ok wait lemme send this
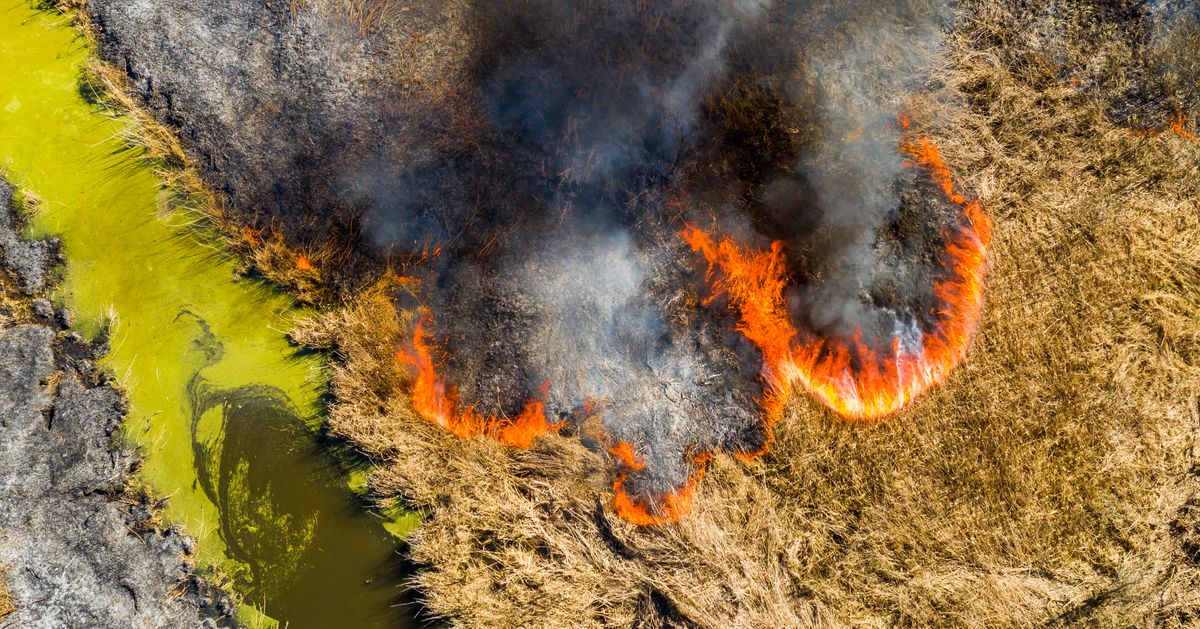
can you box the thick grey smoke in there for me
[365,0,958,515]
[763,0,954,352]
[423,0,771,506]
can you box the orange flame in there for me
[1129,109,1198,141]
[295,254,314,271]
[1170,110,1199,141]
[608,440,710,526]
[397,310,561,448]
[683,118,992,428]
[242,225,262,245]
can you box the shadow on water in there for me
[177,310,422,628]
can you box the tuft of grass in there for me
[290,0,411,37]
[0,573,13,620]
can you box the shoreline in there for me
[0,177,235,627]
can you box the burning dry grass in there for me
[293,2,1200,626]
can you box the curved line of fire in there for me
[395,117,993,526]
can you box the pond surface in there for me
[0,3,422,627]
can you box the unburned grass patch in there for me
[0,574,13,620]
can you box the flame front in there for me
[683,121,992,426]
[1170,110,1199,141]
[397,310,560,448]
[608,440,711,526]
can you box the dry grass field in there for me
[293,1,1200,626]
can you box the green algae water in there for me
[0,4,421,627]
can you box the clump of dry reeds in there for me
[0,577,14,620]
[289,0,409,37]
[291,1,1200,626]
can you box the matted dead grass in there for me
[294,2,1200,627]
[0,568,13,621]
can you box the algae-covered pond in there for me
[0,3,421,627]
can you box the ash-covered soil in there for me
[0,184,55,294]
[88,0,469,288]
[0,179,233,628]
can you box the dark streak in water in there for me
[176,309,422,628]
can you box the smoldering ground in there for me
[1013,0,1200,133]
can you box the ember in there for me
[1170,110,1199,141]
[610,440,710,527]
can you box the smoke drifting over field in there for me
[372,0,984,522]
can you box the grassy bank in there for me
[5,4,420,626]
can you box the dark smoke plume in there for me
[754,0,957,352]
[361,0,961,519]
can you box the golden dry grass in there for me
[294,3,1200,627]
[289,0,410,37]
[0,577,13,621]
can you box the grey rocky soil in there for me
[0,179,232,628]
[0,182,54,295]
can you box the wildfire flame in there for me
[393,118,990,525]
[683,116,992,428]
[397,310,561,448]
[1170,109,1199,141]
[1130,109,1199,141]
[395,312,710,525]
[295,254,314,271]
[608,440,711,526]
